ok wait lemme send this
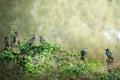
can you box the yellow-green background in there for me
[0,0,120,63]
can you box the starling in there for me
[80,48,87,61]
[40,36,45,43]
[105,48,114,63]
[29,34,37,46]
[13,31,20,45]
[4,37,11,48]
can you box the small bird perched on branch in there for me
[29,34,37,46]
[80,48,87,61]
[4,37,11,48]
[13,31,20,45]
[40,36,45,43]
[105,48,114,64]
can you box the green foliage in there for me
[0,40,120,80]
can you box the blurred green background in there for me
[0,0,120,63]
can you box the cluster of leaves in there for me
[0,40,120,80]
